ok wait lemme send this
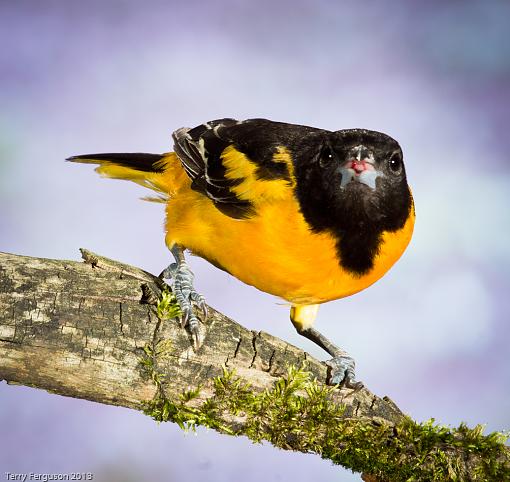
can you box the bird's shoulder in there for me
[172,118,327,218]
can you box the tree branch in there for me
[1,250,508,481]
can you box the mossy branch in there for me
[0,250,508,481]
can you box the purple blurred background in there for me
[1,1,509,480]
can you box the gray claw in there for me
[190,322,201,351]
[170,262,207,351]
[326,355,364,390]
[179,307,190,328]
[159,263,177,280]
[190,291,208,317]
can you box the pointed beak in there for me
[339,146,383,190]
[342,158,376,174]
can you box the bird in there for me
[68,118,415,388]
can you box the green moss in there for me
[139,340,172,386]
[138,287,182,394]
[156,289,181,320]
[142,364,509,480]
[140,292,509,480]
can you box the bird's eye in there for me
[319,146,335,167]
[388,153,402,173]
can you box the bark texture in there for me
[0,250,508,481]
[0,250,399,418]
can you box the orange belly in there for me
[164,183,415,305]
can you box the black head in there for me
[293,128,412,275]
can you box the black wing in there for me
[172,118,323,218]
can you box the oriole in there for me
[68,118,415,388]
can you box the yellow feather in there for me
[78,153,182,201]
[165,182,415,305]
[221,145,294,203]
[221,145,256,179]
[273,146,296,187]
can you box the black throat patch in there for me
[297,181,412,276]
[294,154,412,276]
[335,225,384,275]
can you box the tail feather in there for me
[68,152,166,172]
[67,152,180,201]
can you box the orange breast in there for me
[164,174,415,305]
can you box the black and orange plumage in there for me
[68,118,415,387]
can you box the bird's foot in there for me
[325,355,364,390]
[159,262,208,351]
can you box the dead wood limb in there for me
[1,251,508,481]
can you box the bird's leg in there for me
[290,305,363,389]
[159,244,207,351]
